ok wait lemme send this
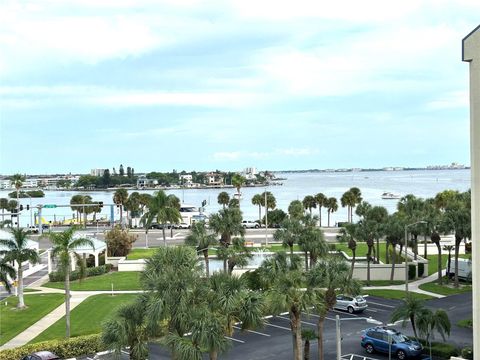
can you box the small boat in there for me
[233,193,242,200]
[381,192,401,200]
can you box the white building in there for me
[0,179,12,189]
[137,176,158,188]
[91,168,108,177]
[179,174,193,185]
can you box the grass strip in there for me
[363,289,434,301]
[43,272,142,291]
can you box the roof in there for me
[72,233,106,253]
[0,229,39,252]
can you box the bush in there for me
[418,263,425,277]
[408,264,416,280]
[48,264,112,282]
[419,340,459,358]
[461,347,473,359]
[0,334,103,360]
[105,227,137,256]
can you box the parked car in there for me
[242,220,260,229]
[361,327,423,359]
[21,351,61,360]
[174,223,191,229]
[334,294,368,313]
[446,258,472,280]
[148,223,172,229]
[28,226,39,234]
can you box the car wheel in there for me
[347,306,354,314]
[396,350,406,360]
[255,224,259,228]
[365,344,374,354]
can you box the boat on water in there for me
[381,192,401,200]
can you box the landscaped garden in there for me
[43,271,142,291]
[0,293,64,345]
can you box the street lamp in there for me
[336,315,382,360]
[264,188,268,247]
[405,221,427,293]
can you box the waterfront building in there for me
[90,168,108,176]
[179,174,193,186]
[205,172,224,186]
[136,176,158,188]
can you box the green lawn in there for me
[425,254,469,275]
[418,279,472,296]
[363,290,434,301]
[457,319,473,328]
[363,280,404,286]
[335,242,405,264]
[127,248,157,260]
[43,272,142,291]
[0,293,64,345]
[30,294,137,343]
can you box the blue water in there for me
[0,169,470,227]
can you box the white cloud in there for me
[425,90,469,110]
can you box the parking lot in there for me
[89,295,417,360]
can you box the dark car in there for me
[21,351,61,360]
[361,327,423,359]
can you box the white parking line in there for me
[278,315,317,326]
[265,323,291,331]
[225,336,245,343]
[332,309,359,316]
[233,326,271,337]
[365,300,395,308]
[301,312,336,321]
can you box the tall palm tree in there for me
[298,218,328,270]
[337,223,358,278]
[384,214,405,283]
[0,256,16,294]
[340,190,354,223]
[259,252,309,360]
[0,198,8,223]
[288,200,304,221]
[10,174,25,228]
[48,227,94,338]
[113,188,129,227]
[167,194,181,238]
[417,308,451,359]
[216,237,252,275]
[443,245,455,284]
[302,195,316,216]
[70,194,85,223]
[231,174,246,198]
[185,221,217,277]
[349,187,363,222]
[251,194,263,224]
[307,256,362,360]
[397,194,425,260]
[102,295,149,360]
[0,228,40,308]
[217,192,230,210]
[208,208,244,273]
[390,293,426,339]
[125,192,142,227]
[314,193,326,227]
[301,329,317,360]
[431,230,442,284]
[325,197,338,227]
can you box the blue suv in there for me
[361,327,423,359]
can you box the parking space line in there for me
[365,300,395,308]
[225,336,245,343]
[265,323,291,331]
[233,326,271,337]
[301,312,336,321]
[332,309,359,317]
[278,315,316,326]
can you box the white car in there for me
[334,295,368,314]
[242,220,260,229]
[174,223,191,229]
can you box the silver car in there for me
[334,295,368,313]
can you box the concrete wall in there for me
[117,258,146,272]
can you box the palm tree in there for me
[125,192,142,227]
[340,190,354,223]
[302,195,316,216]
[102,296,149,360]
[10,174,25,227]
[443,245,455,284]
[231,174,246,198]
[390,293,426,339]
[0,228,40,308]
[325,197,338,227]
[70,194,85,223]
[262,191,277,224]
[349,187,363,222]
[298,218,328,269]
[217,192,230,210]
[208,208,244,273]
[259,252,309,360]
[0,257,16,294]
[431,230,442,284]
[113,188,129,227]
[167,194,181,238]
[217,237,252,275]
[301,329,317,360]
[0,198,8,223]
[384,214,405,283]
[307,256,362,360]
[274,218,302,256]
[337,223,358,278]
[185,222,217,277]
[48,227,94,338]
[314,193,326,227]
[252,194,263,224]
[397,194,425,260]
[417,308,451,360]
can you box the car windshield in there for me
[392,333,409,343]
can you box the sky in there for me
[0,0,478,175]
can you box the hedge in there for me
[48,264,112,282]
[408,264,416,280]
[0,334,103,360]
[418,262,425,277]
[419,339,460,359]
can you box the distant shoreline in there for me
[275,167,470,174]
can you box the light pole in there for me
[335,315,382,360]
[405,221,427,293]
[264,188,268,247]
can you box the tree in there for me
[349,187,363,222]
[325,197,338,227]
[185,221,217,277]
[0,255,16,293]
[431,231,442,285]
[125,192,142,226]
[252,194,263,224]
[314,193,326,227]
[209,208,244,273]
[397,195,425,260]
[443,245,455,284]
[218,192,230,210]
[384,214,405,283]
[298,217,328,270]
[274,218,303,256]
[288,200,304,221]
[216,237,252,275]
[340,190,355,223]
[48,227,94,338]
[417,308,451,360]
[307,256,362,360]
[102,296,149,360]
[259,252,309,360]
[302,329,317,360]
[10,174,25,227]
[0,228,40,308]
[302,195,316,216]
[167,195,181,238]
[0,198,8,223]
[231,174,246,198]
[265,209,287,228]
[102,169,111,187]
[113,188,129,227]
[119,164,125,176]
[337,223,358,278]
[390,293,426,339]
[105,227,137,256]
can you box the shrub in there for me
[419,340,459,358]
[48,264,112,282]
[461,347,473,359]
[418,262,425,277]
[408,264,416,280]
[105,227,137,256]
[0,334,103,360]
